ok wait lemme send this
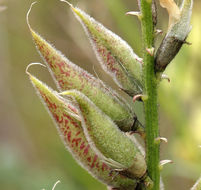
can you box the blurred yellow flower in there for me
[160,0,181,29]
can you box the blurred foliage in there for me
[0,0,200,190]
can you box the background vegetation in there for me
[0,0,200,189]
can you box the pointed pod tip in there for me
[52,180,61,190]
[28,73,40,89]
[60,0,73,8]
[59,90,80,99]
[59,90,71,96]
[59,91,69,96]
[26,63,46,78]
[59,90,81,103]
[26,1,37,30]
[60,0,79,17]
[27,73,42,89]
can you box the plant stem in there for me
[140,0,160,189]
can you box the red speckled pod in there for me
[68,4,143,96]
[28,73,137,189]
[26,4,139,131]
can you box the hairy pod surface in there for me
[155,0,193,72]
[27,23,138,131]
[64,90,147,179]
[69,5,143,96]
[28,73,137,189]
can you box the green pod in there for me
[64,90,147,179]
[27,19,138,132]
[69,4,143,96]
[28,73,137,189]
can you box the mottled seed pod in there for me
[155,0,193,73]
[68,3,143,96]
[28,73,137,189]
[26,5,143,132]
[64,90,147,179]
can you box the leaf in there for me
[68,3,143,96]
[26,5,138,132]
[64,90,147,179]
[28,73,137,189]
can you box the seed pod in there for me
[26,5,141,132]
[68,4,143,96]
[155,0,193,73]
[191,176,201,190]
[64,90,147,179]
[28,73,137,189]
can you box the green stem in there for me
[140,0,160,189]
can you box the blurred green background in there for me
[0,0,200,189]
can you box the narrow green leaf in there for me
[26,6,138,131]
[64,90,147,179]
[69,4,143,96]
[28,73,137,189]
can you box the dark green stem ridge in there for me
[140,0,160,189]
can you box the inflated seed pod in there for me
[67,3,143,96]
[155,0,193,73]
[64,90,147,179]
[26,5,142,132]
[28,73,137,189]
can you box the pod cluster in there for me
[27,0,193,189]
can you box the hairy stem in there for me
[140,0,160,189]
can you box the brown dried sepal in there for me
[155,36,184,72]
